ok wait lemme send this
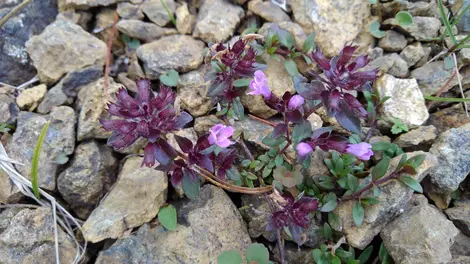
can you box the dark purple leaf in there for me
[335,102,361,134]
[171,167,184,186]
[142,143,156,167]
[310,49,331,71]
[343,93,367,118]
[175,111,193,129]
[272,123,288,138]
[194,154,214,173]
[310,126,334,141]
[289,225,304,246]
[174,135,193,153]
[286,109,303,123]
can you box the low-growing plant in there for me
[100,25,425,264]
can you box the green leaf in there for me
[336,248,353,260]
[302,32,316,53]
[312,249,323,262]
[397,153,408,170]
[127,38,141,49]
[262,166,272,178]
[347,174,359,192]
[284,59,299,76]
[331,256,341,264]
[241,159,251,167]
[361,196,380,206]
[379,243,391,264]
[373,184,381,197]
[444,55,455,70]
[323,223,333,241]
[217,250,243,264]
[438,0,457,45]
[226,167,241,181]
[318,179,335,190]
[291,120,312,144]
[369,20,386,38]
[328,212,342,231]
[391,118,408,134]
[241,27,258,36]
[368,0,377,3]
[160,0,176,28]
[182,172,200,200]
[372,157,390,181]
[159,69,179,87]
[274,155,284,167]
[31,122,50,199]
[399,175,423,193]
[372,142,392,151]
[245,243,270,264]
[358,246,373,264]
[158,205,177,231]
[352,200,365,227]
[406,154,425,169]
[394,11,414,26]
[233,78,252,87]
[320,194,337,212]
[277,29,294,50]
[232,97,245,120]
[54,152,69,165]
[424,95,470,102]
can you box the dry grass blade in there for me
[452,53,469,117]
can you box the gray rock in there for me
[273,244,314,264]
[95,185,251,263]
[142,0,176,26]
[290,0,372,57]
[117,2,144,20]
[458,48,470,66]
[58,141,117,219]
[381,195,459,264]
[9,107,76,191]
[248,0,290,23]
[175,2,195,34]
[82,157,167,243]
[394,125,438,150]
[25,19,107,85]
[16,84,47,111]
[76,77,121,141]
[258,22,307,51]
[194,115,220,135]
[0,208,77,263]
[366,53,409,78]
[445,200,470,236]
[380,0,439,18]
[429,123,470,195]
[0,208,23,233]
[427,102,470,134]
[240,94,277,119]
[384,16,441,40]
[375,74,429,128]
[61,0,124,9]
[193,0,244,43]
[450,255,470,264]
[0,93,19,125]
[335,152,437,249]
[136,35,204,79]
[232,117,278,150]
[368,47,384,60]
[450,231,470,257]
[117,19,177,42]
[0,0,57,86]
[379,30,408,52]
[400,42,426,67]
[457,0,470,33]
[177,68,213,117]
[37,65,102,114]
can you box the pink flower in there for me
[208,124,234,148]
[288,95,305,110]
[248,70,272,99]
[346,142,373,160]
[296,142,313,157]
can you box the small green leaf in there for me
[217,250,243,264]
[312,249,323,262]
[391,118,408,134]
[158,205,177,231]
[159,69,179,87]
[262,166,272,178]
[275,155,284,167]
[353,200,365,226]
[54,152,69,165]
[245,243,270,264]
[369,20,386,38]
[233,78,252,87]
[277,29,294,50]
[399,175,423,193]
[358,246,374,264]
[241,27,258,36]
[372,157,390,181]
[347,174,359,192]
[406,154,425,169]
[444,55,455,70]
[373,184,381,197]
[368,0,377,3]
[328,212,342,231]
[232,97,245,120]
[397,153,408,170]
[379,243,391,264]
[361,196,380,206]
[302,32,316,53]
[284,59,299,76]
[226,167,241,181]
[320,195,337,212]
[336,248,353,260]
[372,142,392,151]
[323,223,333,241]
[331,256,341,264]
[127,38,141,49]
[292,120,312,144]
[182,172,200,200]
[394,11,414,26]
[241,159,251,167]
[31,122,50,199]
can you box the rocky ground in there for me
[1,0,470,263]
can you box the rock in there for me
[0,93,19,125]
[248,0,290,23]
[9,107,76,191]
[258,21,307,51]
[233,117,277,150]
[175,2,195,34]
[291,0,371,57]
[411,61,459,96]
[458,48,470,65]
[240,194,323,248]
[457,0,470,33]
[375,74,429,128]
[117,2,144,20]
[394,125,438,150]
[117,19,177,42]
[57,141,117,219]
[166,128,198,153]
[0,208,23,233]
[25,19,107,85]
[16,84,47,111]
[95,8,124,50]
[334,152,438,249]
[369,135,392,161]
[95,185,251,263]
[428,123,470,196]
[379,30,408,52]
[379,0,439,18]
[273,244,314,264]
[0,168,20,204]
[366,53,409,78]
[307,113,323,131]
[0,208,77,263]
[76,77,121,141]
[451,256,470,264]
[62,0,123,9]
[445,200,470,236]
[368,47,384,60]
[82,157,167,243]
[142,0,176,26]
[450,231,470,257]
[194,115,220,135]
[380,195,459,264]
[400,42,426,67]
[240,94,277,119]
[427,103,470,134]
[136,35,204,79]
[194,0,244,43]
[385,16,441,40]
[0,0,57,86]
[177,68,213,117]
[37,65,103,114]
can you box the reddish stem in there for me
[248,114,277,127]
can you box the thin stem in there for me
[277,229,286,264]
[364,119,377,142]
[0,0,32,28]
[303,103,322,119]
[248,114,277,127]
[103,12,119,103]
[426,70,457,109]
[452,53,469,117]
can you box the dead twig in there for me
[0,0,32,28]
[452,53,469,117]
[103,12,119,104]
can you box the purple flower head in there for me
[297,127,350,161]
[288,95,305,110]
[296,142,313,157]
[248,70,272,99]
[346,142,373,161]
[100,79,192,167]
[208,124,234,148]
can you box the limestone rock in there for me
[175,2,195,34]
[142,0,176,26]
[258,21,307,51]
[62,0,124,9]
[248,0,290,23]
[95,8,124,50]
[375,74,429,128]
[379,30,408,52]
[445,200,470,236]
[400,42,426,68]
[117,2,144,20]
[232,117,277,150]
[381,195,459,264]
[427,103,470,134]
[82,157,167,243]
[9,107,76,191]
[25,19,106,85]
[16,84,47,111]
[240,94,277,119]
[450,231,470,257]
[194,115,220,135]
[394,125,438,150]
[57,141,117,219]
[136,35,204,79]
[177,68,213,117]
[368,53,410,78]
[385,16,441,40]
[117,19,177,42]
[95,185,250,263]
[0,93,19,125]
[194,0,244,43]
